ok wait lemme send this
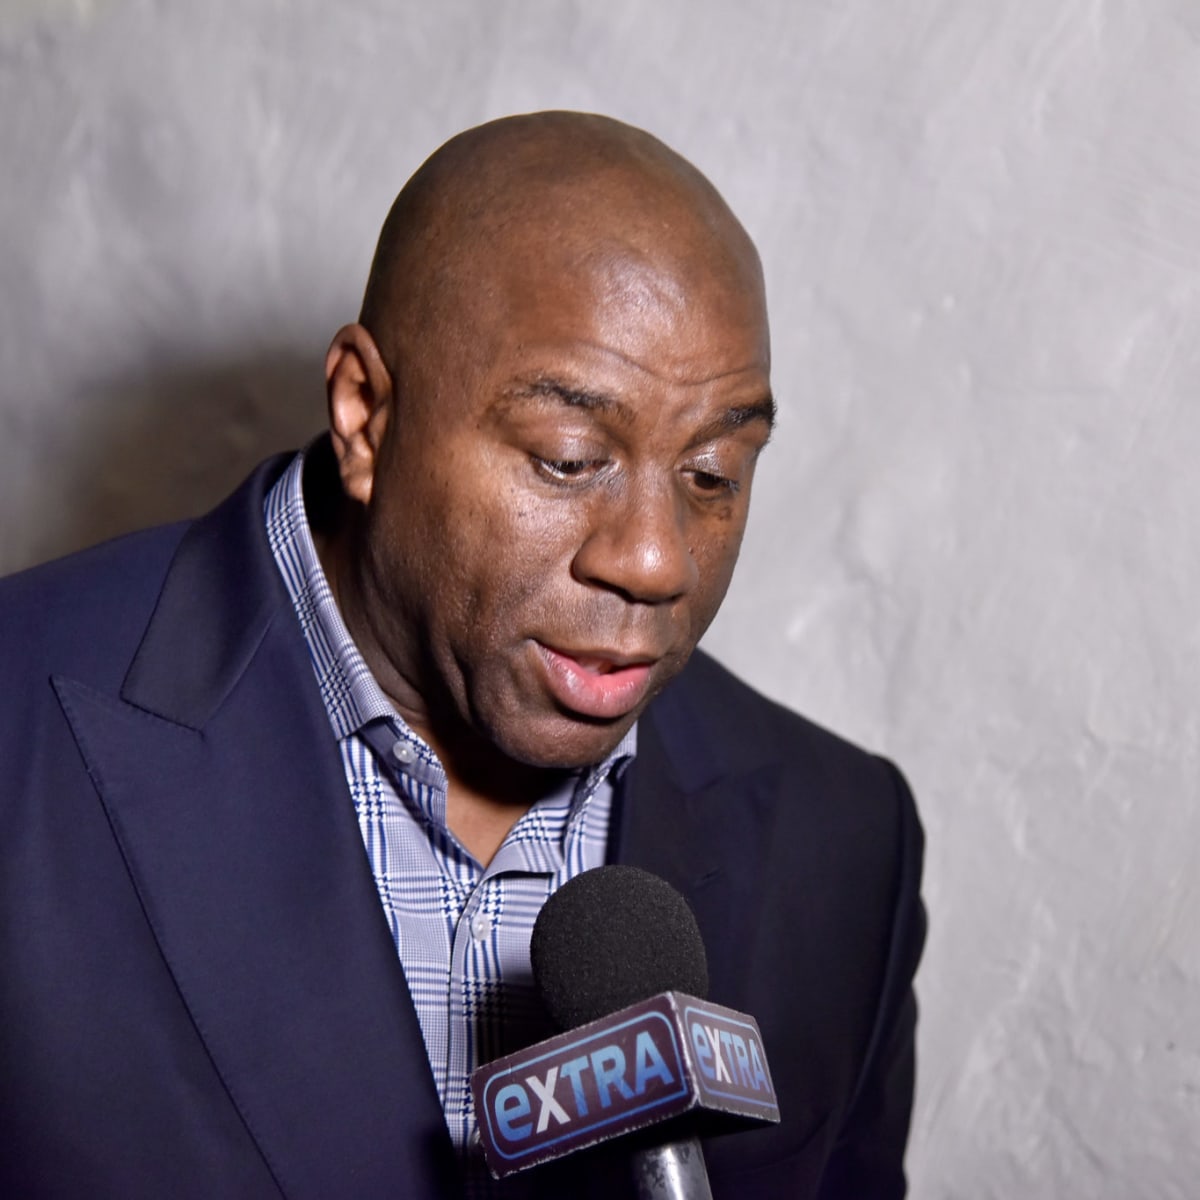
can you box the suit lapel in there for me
[54,461,457,1199]
[614,665,778,1006]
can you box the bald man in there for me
[0,113,924,1199]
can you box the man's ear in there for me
[325,323,393,506]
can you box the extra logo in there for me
[478,1009,688,1163]
[683,1003,775,1110]
[471,992,779,1178]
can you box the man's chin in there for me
[494,708,641,773]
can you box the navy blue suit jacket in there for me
[1,455,924,1198]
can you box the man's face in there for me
[351,229,772,771]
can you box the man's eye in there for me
[533,456,597,482]
[687,469,739,495]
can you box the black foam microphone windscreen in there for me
[530,864,709,1030]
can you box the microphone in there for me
[470,866,780,1198]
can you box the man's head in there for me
[321,111,773,781]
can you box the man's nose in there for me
[571,476,699,604]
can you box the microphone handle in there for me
[631,1134,714,1200]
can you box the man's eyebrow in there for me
[507,378,631,418]
[688,394,776,446]
[720,394,776,435]
[498,378,776,439]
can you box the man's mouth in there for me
[533,643,657,721]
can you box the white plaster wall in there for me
[2,1,1197,1195]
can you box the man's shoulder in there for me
[0,524,189,661]
[649,647,920,855]
[0,453,291,692]
[2,522,187,595]
[662,647,896,782]
[0,523,196,768]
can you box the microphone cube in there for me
[471,991,780,1179]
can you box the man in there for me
[1,112,924,1198]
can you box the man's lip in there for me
[534,642,658,720]
[542,643,659,671]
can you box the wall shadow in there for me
[23,348,327,572]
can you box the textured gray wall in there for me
[3,2,1197,1195]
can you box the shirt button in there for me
[470,913,491,941]
[391,740,416,766]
